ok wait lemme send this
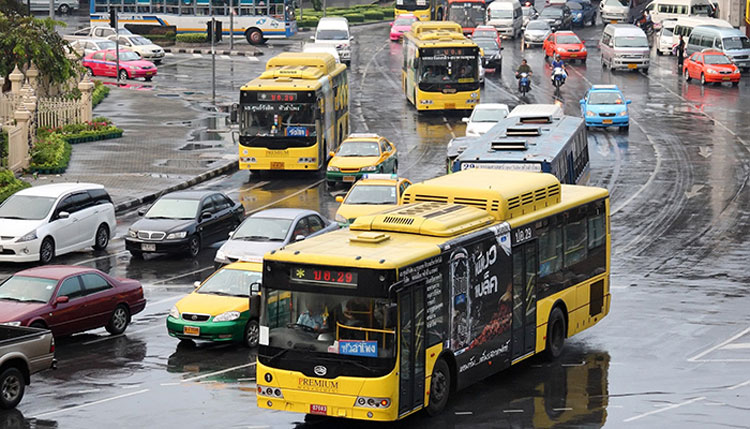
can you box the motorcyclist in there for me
[515,59,533,91]
[551,54,567,85]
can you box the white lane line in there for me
[33,389,150,418]
[160,382,181,386]
[245,179,325,216]
[192,53,202,57]
[610,118,662,216]
[688,326,750,362]
[623,397,705,423]
[165,52,174,56]
[181,362,256,383]
[503,409,524,413]
[727,379,750,390]
[221,55,231,60]
[720,343,750,350]
[81,324,163,345]
[149,266,214,285]
[248,56,259,62]
[73,250,130,266]
[454,411,473,415]
[553,407,573,411]
[147,295,183,307]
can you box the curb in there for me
[163,47,263,56]
[113,159,239,214]
[298,19,391,32]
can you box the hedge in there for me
[38,117,123,145]
[0,129,7,169]
[363,10,384,19]
[0,169,30,204]
[299,17,320,28]
[92,80,110,108]
[30,134,72,174]
[380,7,394,18]
[176,33,207,43]
[344,13,365,22]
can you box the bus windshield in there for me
[419,47,479,83]
[240,104,317,137]
[395,0,429,11]
[448,3,486,28]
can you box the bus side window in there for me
[563,208,587,268]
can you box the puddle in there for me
[179,143,219,151]
[156,93,180,98]
[155,159,215,168]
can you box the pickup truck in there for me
[0,326,56,409]
[63,26,133,42]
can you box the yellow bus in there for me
[403,21,481,111]
[238,52,349,172]
[395,0,448,21]
[255,169,611,421]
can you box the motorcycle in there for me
[551,66,566,96]
[517,72,531,96]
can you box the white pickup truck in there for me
[0,326,56,409]
[63,26,133,42]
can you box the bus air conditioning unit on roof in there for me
[505,126,542,136]
[518,115,553,124]
[491,139,528,150]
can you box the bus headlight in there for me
[355,396,391,408]
[257,385,284,398]
[298,157,316,164]
[240,157,256,163]
[327,165,340,172]
[470,92,478,98]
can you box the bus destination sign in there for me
[291,266,358,287]
[258,92,298,102]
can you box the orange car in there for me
[683,50,740,86]
[543,31,587,62]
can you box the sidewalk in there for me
[23,86,238,213]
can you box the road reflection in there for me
[0,409,57,429]
[167,341,256,383]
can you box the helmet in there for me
[555,54,561,60]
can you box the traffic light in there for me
[109,10,117,28]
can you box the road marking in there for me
[160,382,181,386]
[248,56,259,62]
[192,53,202,57]
[553,407,573,411]
[149,266,214,285]
[688,326,750,362]
[245,179,325,216]
[221,55,231,60]
[73,250,129,266]
[727,379,750,390]
[33,389,150,418]
[720,342,750,350]
[623,397,705,423]
[165,52,174,56]
[356,41,389,131]
[81,324,163,345]
[503,409,524,413]
[610,118,662,216]
[455,411,473,415]
[180,362,256,383]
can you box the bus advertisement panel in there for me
[395,0,448,21]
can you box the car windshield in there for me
[316,29,348,40]
[527,21,550,30]
[394,17,416,26]
[131,36,152,46]
[197,268,262,297]
[588,91,624,104]
[0,275,57,303]
[472,107,508,122]
[662,28,673,37]
[557,35,581,44]
[723,36,750,50]
[145,198,200,219]
[490,8,513,18]
[233,217,292,241]
[344,185,397,204]
[473,29,496,38]
[566,2,582,9]
[541,7,563,17]
[476,39,499,51]
[605,0,627,6]
[336,141,380,156]
[0,195,56,220]
[262,289,396,357]
[615,36,648,47]
[704,54,732,64]
[120,51,141,61]
[97,40,116,50]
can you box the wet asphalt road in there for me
[3,11,750,428]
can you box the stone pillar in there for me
[78,75,95,123]
[26,63,40,92]
[9,109,31,172]
[9,66,24,95]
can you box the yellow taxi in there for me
[334,174,412,225]
[167,261,262,347]
[326,133,398,187]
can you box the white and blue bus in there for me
[448,108,590,185]
[90,0,297,45]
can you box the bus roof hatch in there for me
[265,52,337,75]
[350,203,494,237]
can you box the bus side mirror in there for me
[250,282,261,295]
[461,117,470,122]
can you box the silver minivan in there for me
[600,24,650,72]
[487,0,523,38]
[686,25,750,70]
[29,0,78,14]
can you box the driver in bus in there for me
[297,299,327,332]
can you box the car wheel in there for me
[85,67,94,77]
[700,73,706,85]
[105,305,130,335]
[58,3,69,14]
[732,81,739,87]
[39,237,55,265]
[144,76,153,82]
[245,28,264,45]
[544,307,566,360]
[93,224,110,250]
[118,69,128,81]
[0,368,24,410]
[392,160,398,174]
[130,250,143,259]
[30,321,47,329]
[326,181,336,190]
[186,235,201,258]
[620,124,629,132]
[684,69,691,82]
[642,67,649,74]
[426,358,451,416]
[244,319,260,348]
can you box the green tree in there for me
[0,11,79,91]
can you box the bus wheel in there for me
[426,359,451,416]
[544,307,566,360]
[245,28,264,45]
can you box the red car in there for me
[0,266,146,337]
[683,50,740,86]
[472,25,502,47]
[390,14,418,41]
[543,31,587,62]
[82,49,157,81]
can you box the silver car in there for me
[523,20,552,48]
[29,0,78,14]
[214,208,339,268]
[69,38,117,57]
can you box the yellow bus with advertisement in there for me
[238,52,349,172]
[395,0,449,21]
[255,169,611,421]
[402,21,481,111]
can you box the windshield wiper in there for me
[236,235,270,241]
[0,296,24,302]
[0,216,27,220]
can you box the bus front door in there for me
[398,283,426,417]
[512,242,537,361]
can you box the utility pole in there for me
[230,0,235,50]
[211,15,216,104]
[111,10,121,85]
[48,0,53,18]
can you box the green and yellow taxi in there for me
[326,133,398,186]
[167,261,262,347]
[334,174,412,225]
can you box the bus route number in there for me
[513,227,533,245]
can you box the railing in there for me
[336,322,396,347]
[0,93,22,126]
[37,97,84,129]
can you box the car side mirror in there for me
[329,151,336,157]
[349,36,354,41]
[55,296,69,304]
[461,117,470,122]
[138,207,147,216]
[228,229,235,237]
[310,36,315,40]
[579,98,585,104]
[335,196,344,203]
[58,211,70,219]
[626,100,632,104]
[295,234,306,242]
[250,281,261,295]
[201,211,213,220]
[193,281,201,289]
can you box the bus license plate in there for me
[603,119,613,124]
[627,64,637,69]
[445,103,455,109]
[141,243,156,252]
[270,162,284,169]
[343,175,356,182]
[310,404,327,415]
[183,326,200,336]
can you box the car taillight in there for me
[50,337,55,354]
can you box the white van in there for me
[312,17,352,65]
[644,0,714,28]
[600,24,650,72]
[487,0,523,39]
[687,25,750,70]
[599,0,629,23]
[656,19,677,55]
[507,103,563,119]
[302,43,341,63]
[672,16,731,48]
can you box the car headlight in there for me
[1,321,21,326]
[557,47,565,52]
[215,249,226,261]
[361,165,378,172]
[129,65,139,70]
[619,110,628,116]
[169,306,180,319]
[327,165,340,172]
[128,229,137,238]
[335,213,348,223]
[16,230,37,243]
[581,46,587,52]
[706,69,718,74]
[213,311,241,322]
[586,110,596,117]
[166,231,187,239]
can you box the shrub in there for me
[30,134,72,174]
[92,80,110,108]
[380,7,394,18]
[364,10,384,20]
[344,13,365,22]
[298,17,320,28]
[0,169,30,204]
[37,118,123,145]
[176,33,207,43]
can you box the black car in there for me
[126,191,244,258]
[567,0,596,26]
[475,38,502,71]
[539,5,573,31]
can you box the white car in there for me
[462,103,511,137]
[302,43,341,63]
[29,0,78,14]
[69,38,117,57]
[312,17,353,65]
[0,183,116,264]
[108,34,165,63]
